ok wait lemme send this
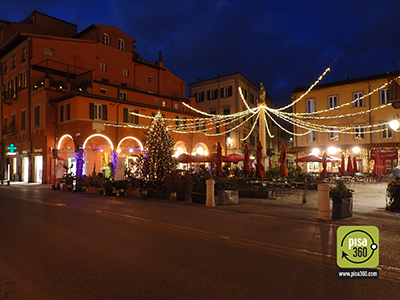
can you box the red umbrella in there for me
[340,154,346,174]
[347,155,354,174]
[256,140,265,180]
[243,144,251,175]
[224,154,244,163]
[374,155,382,176]
[353,156,358,173]
[279,142,288,177]
[177,153,194,163]
[382,159,387,175]
[294,154,323,163]
[321,151,328,178]
[216,142,223,177]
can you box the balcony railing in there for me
[2,123,17,136]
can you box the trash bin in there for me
[13,173,20,182]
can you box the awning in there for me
[287,146,310,153]
[365,143,400,149]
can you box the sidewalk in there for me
[213,182,400,225]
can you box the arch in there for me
[57,134,74,150]
[117,136,144,154]
[102,33,109,46]
[192,142,209,156]
[173,141,189,156]
[83,134,114,150]
[119,38,125,51]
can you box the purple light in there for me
[75,151,84,178]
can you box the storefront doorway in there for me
[34,156,43,183]
[22,157,29,182]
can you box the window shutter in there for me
[66,104,70,120]
[228,86,232,97]
[89,103,94,119]
[207,91,210,100]
[60,105,64,122]
[215,89,218,99]
[102,104,107,120]
[220,88,224,98]
[123,108,128,123]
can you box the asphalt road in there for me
[1,185,400,299]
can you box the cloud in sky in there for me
[2,0,400,105]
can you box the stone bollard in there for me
[206,179,215,207]
[318,184,331,220]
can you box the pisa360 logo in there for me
[337,226,379,268]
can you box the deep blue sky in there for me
[2,0,400,106]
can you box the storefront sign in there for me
[33,148,43,153]
[371,149,398,160]
[21,150,29,154]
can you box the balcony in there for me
[3,123,17,136]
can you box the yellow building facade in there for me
[290,71,400,174]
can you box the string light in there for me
[263,110,274,138]
[241,113,260,140]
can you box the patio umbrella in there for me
[347,155,354,174]
[279,142,288,177]
[243,144,251,175]
[321,151,328,178]
[177,153,194,163]
[256,140,265,180]
[353,156,358,173]
[374,155,382,176]
[216,142,223,177]
[224,154,245,163]
[294,154,323,163]
[340,154,346,174]
[382,159,387,175]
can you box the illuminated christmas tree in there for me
[137,111,176,188]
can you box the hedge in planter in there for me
[330,180,354,219]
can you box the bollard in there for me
[318,184,331,220]
[206,179,215,207]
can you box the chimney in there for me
[159,51,162,62]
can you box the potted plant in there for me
[63,172,75,191]
[177,171,193,201]
[126,176,140,197]
[330,179,354,218]
[87,166,104,194]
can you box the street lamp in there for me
[389,119,400,131]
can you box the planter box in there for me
[191,193,206,204]
[239,190,253,198]
[218,190,239,205]
[87,186,100,194]
[126,189,139,197]
[252,190,270,199]
[332,197,353,219]
[177,192,191,202]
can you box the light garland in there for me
[265,109,311,136]
[241,113,260,141]
[263,109,275,138]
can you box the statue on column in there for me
[259,82,266,104]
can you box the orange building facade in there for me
[0,12,224,183]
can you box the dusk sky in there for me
[2,0,400,106]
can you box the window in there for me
[382,124,393,139]
[60,104,70,122]
[100,62,107,71]
[381,89,390,104]
[119,91,127,100]
[21,110,26,131]
[118,39,125,51]
[123,69,129,77]
[34,105,40,127]
[174,102,179,109]
[21,47,27,63]
[195,92,204,103]
[353,92,363,107]
[162,101,166,107]
[183,118,187,130]
[86,36,91,40]
[250,93,255,104]
[241,88,247,100]
[149,76,154,83]
[307,99,315,113]
[207,89,218,100]
[216,122,220,134]
[155,98,160,106]
[307,130,317,143]
[223,108,230,115]
[11,55,16,70]
[100,88,107,94]
[175,116,180,129]
[12,77,17,99]
[123,108,139,124]
[103,33,109,46]
[201,120,206,132]
[355,125,365,140]
[43,47,54,57]
[250,135,255,147]
[89,103,108,120]
[221,86,232,98]
[11,114,15,128]
[329,96,338,109]
[329,127,339,141]
[3,59,8,76]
